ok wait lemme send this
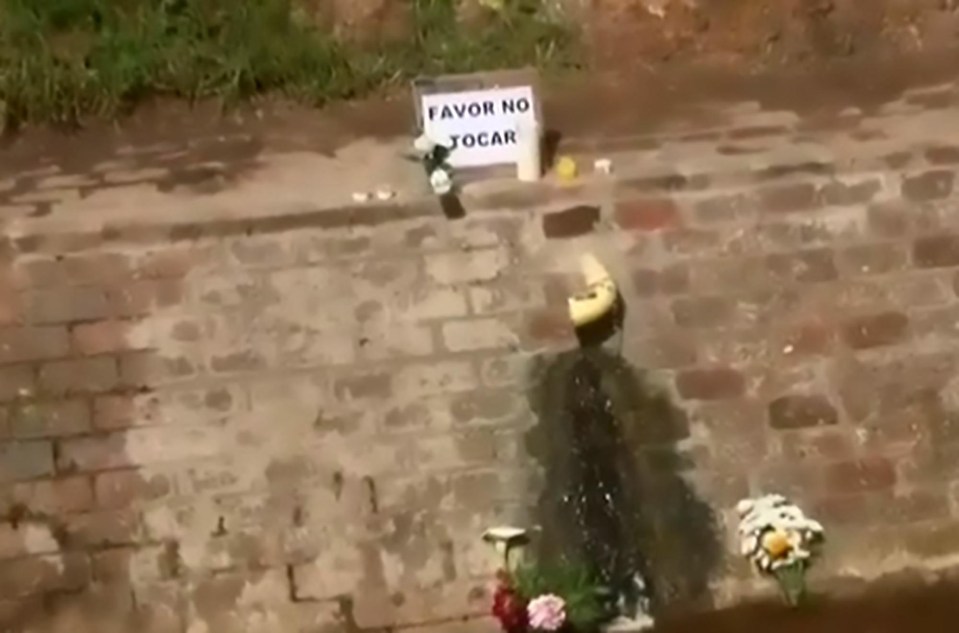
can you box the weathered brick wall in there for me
[5,131,959,630]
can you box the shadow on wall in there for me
[525,317,722,614]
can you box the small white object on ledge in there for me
[594,158,613,175]
[352,192,371,203]
[375,188,395,201]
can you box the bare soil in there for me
[576,0,959,68]
[655,580,959,632]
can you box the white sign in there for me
[420,85,537,168]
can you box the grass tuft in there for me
[0,0,576,128]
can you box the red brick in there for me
[840,312,909,350]
[23,287,111,324]
[0,365,35,402]
[137,246,209,279]
[118,351,197,388]
[16,253,132,288]
[0,522,60,560]
[71,321,134,355]
[0,326,69,364]
[615,198,680,231]
[818,179,881,206]
[333,372,394,401]
[210,350,266,373]
[61,509,140,547]
[676,367,745,401]
[758,182,819,213]
[95,469,172,509]
[0,552,90,597]
[777,429,855,461]
[541,205,600,238]
[93,394,136,430]
[38,357,118,395]
[868,202,912,238]
[913,234,959,268]
[542,274,574,307]
[109,280,184,317]
[0,440,54,482]
[903,520,959,559]
[632,265,689,296]
[825,457,896,493]
[8,476,95,514]
[91,546,135,583]
[838,243,908,276]
[768,394,838,430]
[57,433,130,473]
[812,494,872,526]
[753,461,823,498]
[765,248,837,283]
[671,296,733,329]
[876,489,951,524]
[902,169,955,202]
[925,146,959,165]
[662,229,720,255]
[9,399,91,438]
[525,310,574,345]
[884,151,913,169]
[783,321,834,356]
[693,193,753,223]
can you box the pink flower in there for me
[527,594,566,631]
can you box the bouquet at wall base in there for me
[737,493,825,606]
[491,561,609,633]
[411,132,454,195]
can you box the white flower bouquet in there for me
[736,493,824,606]
[412,132,454,195]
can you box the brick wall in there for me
[5,136,959,630]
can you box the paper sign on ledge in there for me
[420,85,538,169]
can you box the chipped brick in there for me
[671,296,733,329]
[758,182,819,213]
[841,312,909,350]
[765,249,838,283]
[615,199,680,231]
[902,170,955,202]
[825,458,896,493]
[925,146,959,165]
[768,395,838,430]
[914,234,959,268]
[676,368,745,401]
[541,205,600,238]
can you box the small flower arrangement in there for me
[491,561,608,633]
[412,132,454,195]
[737,493,825,606]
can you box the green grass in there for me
[0,0,576,128]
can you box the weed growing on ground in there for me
[0,0,576,128]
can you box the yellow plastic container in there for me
[555,156,578,182]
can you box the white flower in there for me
[736,493,824,575]
[413,134,435,155]
[429,168,452,195]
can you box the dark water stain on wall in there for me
[526,346,721,615]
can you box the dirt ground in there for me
[579,0,959,67]
[655,579,959,633]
